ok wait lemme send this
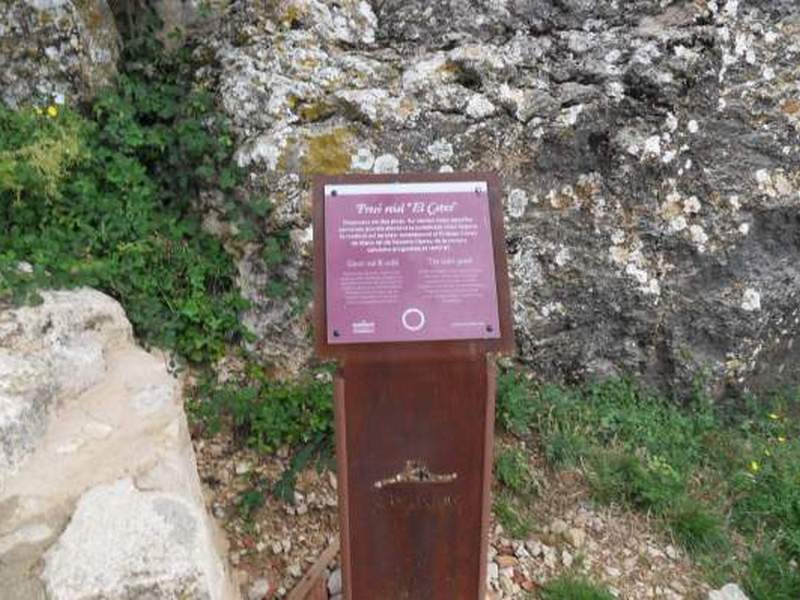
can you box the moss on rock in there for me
[301,128,353,175]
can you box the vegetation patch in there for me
[190,364,333,453]
[493,445,539,538]
[496,446,538,497]
[539,575,615,600]
[496,371,800,599]
[0,22,249,365]
[188,361,335,499]
[494,492,533,540]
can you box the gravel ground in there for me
[194,432,714,600]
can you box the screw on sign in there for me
[313,173,513,600]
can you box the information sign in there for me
[324,181,500,344]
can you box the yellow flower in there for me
[764,449,772,457]
[749,460,760,473]
[769,413,780,420]
[778,436,787,443]
[46,105,58,118]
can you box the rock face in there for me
[0,289,132,489]
[0,289,237,599]
[43,479,228,600]
[0,0,120,107]
[191,0,799,395]
[150,0,208,39]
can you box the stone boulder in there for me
[193,0,799,395]
[0,0,120,107]
[43,479,229,600]
[0,289,238,599]
[0,288,132,489]
[709,583,749,600]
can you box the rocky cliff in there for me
[2,0,798,396]
[195,0,800,396]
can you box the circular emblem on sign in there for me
[401,308,426,332]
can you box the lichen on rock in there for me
[0,0,120,107]
[159,0,800,394]
[301,127,354,175]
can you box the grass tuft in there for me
[495,447,538,497]
[588,450,684,513]
[666,499,727,554]
[540,575,616,600]
[744,546,800,600]
[494,492,533,539]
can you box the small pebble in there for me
[247,578,270,600]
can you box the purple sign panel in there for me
[324,181,500,344]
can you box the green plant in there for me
[666,499,727,554]
[272,434,333,504]
[495,447,537,497]
[245,379,332,451]
[493,442,538,540]
[237,484,267,521]
[540,575,615,600]
[494,492,532,539]
[0,19,251,365]
[543,429,591,467]
[191,368,334,452]
[744,545,800,600]
[496,370,537,435]
[588,450,685,513]
[0,104,84,199]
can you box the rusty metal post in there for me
[313,173,513,600]
[333,358,497,599]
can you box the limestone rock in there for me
[709,583,749,600]
[327,567,342,596]
[0,350,56,493]
[149,0,207,38]
[247,577,271,600]
[188,0,800,395]
[0,289,132,489]
[0,0,120,107]
[0,289,238,599]
[42,479,228,600]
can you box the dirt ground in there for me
[194,432,713,600]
